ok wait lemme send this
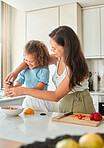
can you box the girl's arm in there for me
[4,62,28,82]
[4,81,22,89]
[4,54,56,82]
[5,73,71,102]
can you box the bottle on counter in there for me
[93,72,98,91]
[88,72,93,91]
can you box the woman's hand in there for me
[4,71,18,83]
[4,87,24,97]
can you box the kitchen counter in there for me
[0,96,25,102]
[90,91,104,95]
[0,89,25,101]
[0,111,104,145]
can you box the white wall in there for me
[9,8,25,71]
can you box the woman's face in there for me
[49,38,64,58]
[24,53,38,69]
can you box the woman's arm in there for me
[5,74,71,102]
[32,82,46,90]
[4,62,28,82]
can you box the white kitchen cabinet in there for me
[60,3,82,43]
[101,7,104,56]
[83,7,100,58]
[83,6,104,58]
[26,7,59,53]
[91,95,98,112]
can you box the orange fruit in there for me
[24,108,35,115]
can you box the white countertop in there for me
[0,111,104,144]
[0,89,25,102]
[90,91,104,95]
[0,96,25,102]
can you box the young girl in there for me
[4,40,53,112]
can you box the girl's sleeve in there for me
[39,68,49,85]
[15,70,25,84]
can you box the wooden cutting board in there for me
[0,138,24,148]
[52,113,103,127]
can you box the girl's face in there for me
[49,38,64,58]
[24,53,38,69]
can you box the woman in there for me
[5,26,95,113]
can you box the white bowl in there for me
[0,105,24,116]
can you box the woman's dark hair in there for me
[25,40,49,68]
[49,26,89,89]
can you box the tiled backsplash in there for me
[87,59,104,91]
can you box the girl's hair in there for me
[25,40,49,68]
[49,26,89,89]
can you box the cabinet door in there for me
[60,4,76,32]
[101,7,104,56]
[60,3,82,42]
[83,8,100,57]
[91,95,98,112]
[26,7,59,52]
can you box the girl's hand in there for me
[4,81,12,89]
[4,87,24,97]
[4,71,18,82]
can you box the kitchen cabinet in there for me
[26,2,82,51]
[83,6,104,58]
[83,7,100,57]
[26,7,59,52]
[60,3,82,43]
[91,95,98,112]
